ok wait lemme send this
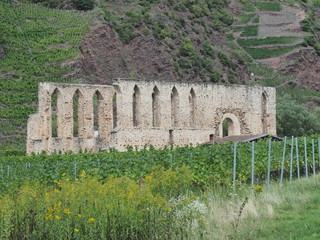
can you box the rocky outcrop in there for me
[78,25,177,84]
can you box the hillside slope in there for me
[0,0,320,154]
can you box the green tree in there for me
[276,99,320,136]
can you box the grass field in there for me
[232,176,320,239]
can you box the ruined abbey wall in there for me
[27,80,276,154]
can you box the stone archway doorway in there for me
[219,113,241,137]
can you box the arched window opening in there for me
[113,93,117,129]
[133,85,141,127]
[73,90,83,137]
[171,87,179,127]
[189,88,196,128]
[261,92,267,133]
[93,91,103,137]
[152,86,160,127]
[51,88,61,138]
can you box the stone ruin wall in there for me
[27,80,276,154]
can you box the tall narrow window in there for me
[113,93,117,129]
[152,86,160,127]
[171,87,179,127]
[261,92,267,133]
[189,88,196,128]
[73,89,83,137]
[133,85,141,127]
[93,90,103,137]
[51,88,61,138]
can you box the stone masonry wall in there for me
[27,80,276,154]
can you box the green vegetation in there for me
[238,37,298,47]
[0,2,91,153]
[252,14,259,23]
[235,14,256,24]
[2,161,320,239]
[233,176,320,239]
[73,0,95,10]
[243,3,255,12]
[240,25,258,36]
[244,45,298,59]
[23,0,95,10]
[1,137,320,238]
[1,135,320,193]
[277,98,320,136]
[256,2,282,11]
[0,167,200,239]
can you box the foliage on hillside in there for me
[0,2,91,152]
[97,0,246,84]
[0,0,320,153]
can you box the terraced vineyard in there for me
[232,2,308,63]
[0,2,91,153]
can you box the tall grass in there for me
[0,167,202,240]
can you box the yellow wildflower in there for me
[253,185,263,193]
[55,215,61,220]
[74,229,79,233]
[48,207,54,213]
[145,175,152,181]
[88,217,95,223]
[77,214,82,218]
[54,189,59,193]
[63,209,71,215]
[79,170,86,178]
[54,202,62,208]
[45,214,53,221]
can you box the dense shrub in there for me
[277,98,320,136]
[179,37,195,56]
[72,0,95,10]
[114,23,136,44]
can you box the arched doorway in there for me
[219,113,241,137]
